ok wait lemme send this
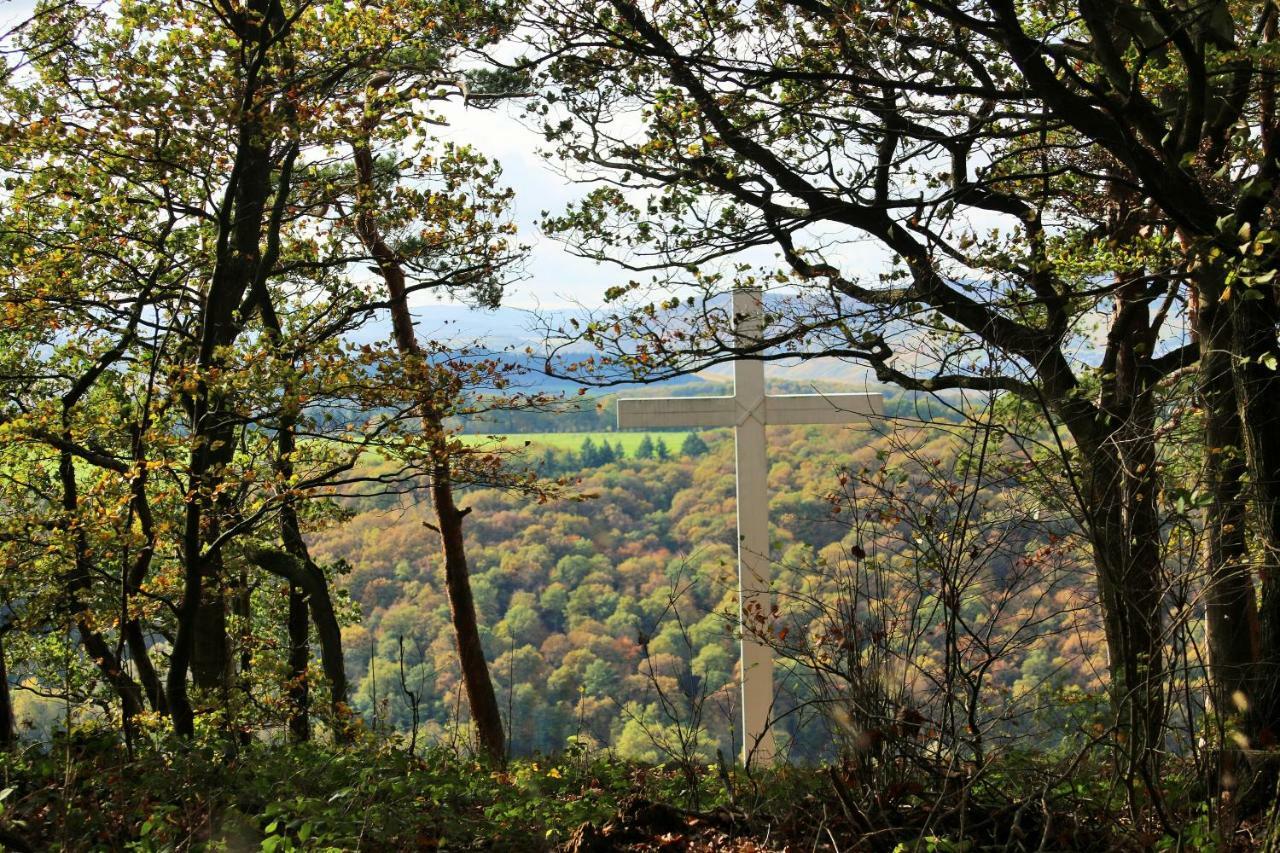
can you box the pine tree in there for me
[655,437,670,460]
[680,432,710,458]
[635,434,654,459]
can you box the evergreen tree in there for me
[635,434,655,459]
[680,432,710,458]
[580,437,600,467]
[655,437,670,460]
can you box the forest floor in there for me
[0,732,1245,851]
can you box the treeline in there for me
[533,432,710,475]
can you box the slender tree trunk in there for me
[123,457,166,714]
[351,139,507,762]
[0,627,12,750]
[79,624,146,724]
[1052,268,1169,786]
[287,584,310,741]
[301,561,351,731]
[278,440,317,741]
[249,232,336,743]
[58,447,148,724]
[253,286,313,742]
[122,620,166,714]
[244,548,349,729]
[275,486,343,736]
[432,453,507,763]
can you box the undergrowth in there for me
[0,731,1241,851]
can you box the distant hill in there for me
[356,300,1006,408]
[345,302,552,350]
[457,380,954,434]
[699,356,876,387]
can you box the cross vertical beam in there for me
[730,288,776,765]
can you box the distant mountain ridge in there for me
[354,302,881,393]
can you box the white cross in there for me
[617,287,884,764]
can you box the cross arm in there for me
[764,393,883,425]
[617,396,737,428]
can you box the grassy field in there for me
[457,430,723,454]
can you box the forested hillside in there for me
[310,421,1104,763]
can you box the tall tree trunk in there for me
[1199,289,1263,783]
[287,584,310,741]
[167,0,281,734]
[0,626,12,750]
[1228,291,1280,746]
[431,452,507,763]
[1080,445,1167,777]
[1108,281,1167,770]
[351,139,507,762]
[247,208,338,742]
[252,276,313,742]
[1051,265,1169,787]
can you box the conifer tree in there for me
[680,432,710,458]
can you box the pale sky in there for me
[433,97,626,311]
[432,97,896,311]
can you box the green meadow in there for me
[456,430,722,454]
